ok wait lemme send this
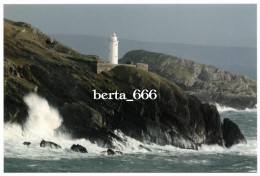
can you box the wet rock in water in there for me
[40,140,62,149]
[222,118,247,148]
[23,142,31,146]
[115,151,123,155]
[70,144,88,153]
[107,148,122,155]
[201,103,224,146]
[107,148,116,155]
[139,145,152,151]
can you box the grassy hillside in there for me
[120,50,257,109]
[4,19,242,149]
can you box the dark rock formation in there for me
[120,50,256,109]
[40,140,61,149]
[200,103,224,146]
[23,142,31,146]
[222,118,247,148]
[139,145,152,151]
[107,148,122,155]
[107,148,116,155]
[4,19,247,151]
[70,144,88,153]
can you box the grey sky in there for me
[4,4,256,47]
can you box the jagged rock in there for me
[100,129,127,150]
[107,148,116,155]
[70,144,88,153]
[107,148,122,155]
[45,38,54,44]
[222,118,247,148]
[139,145,152,151]
[23,142,31,146]
[201,103,224,146]
[40,140,61,149]
[120,50,256,109]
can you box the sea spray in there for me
[4,93,104,159]
[4,94,257,165]
[23,93,63,139]
[215,103,257,113]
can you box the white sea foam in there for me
[112,130,257,156]
[198,139,257,156]
[23,93,63,139]
[4,93,257,160]
[4,93,104,160]
[215,103,257,113]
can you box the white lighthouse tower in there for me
[108,33,119,64]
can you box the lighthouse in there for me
[108,33,119,64]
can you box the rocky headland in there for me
[4,19,246,151]
[120,50,257,109]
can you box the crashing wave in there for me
[4,93,257,160]
[215,103,257,113]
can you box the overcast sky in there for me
[4,4,256,47]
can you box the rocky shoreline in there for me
[4,19,247,151]
[120,50,257,109]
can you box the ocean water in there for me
[4,94,257,172]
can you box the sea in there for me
[4,94,257,173]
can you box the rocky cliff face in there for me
[4,19,246,150]
[120,50,257,109]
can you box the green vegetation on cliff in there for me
[4,19,246,149]
[120,50,257,109]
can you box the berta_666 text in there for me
[92,89,157,101]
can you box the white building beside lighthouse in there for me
[108,33,119,64]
